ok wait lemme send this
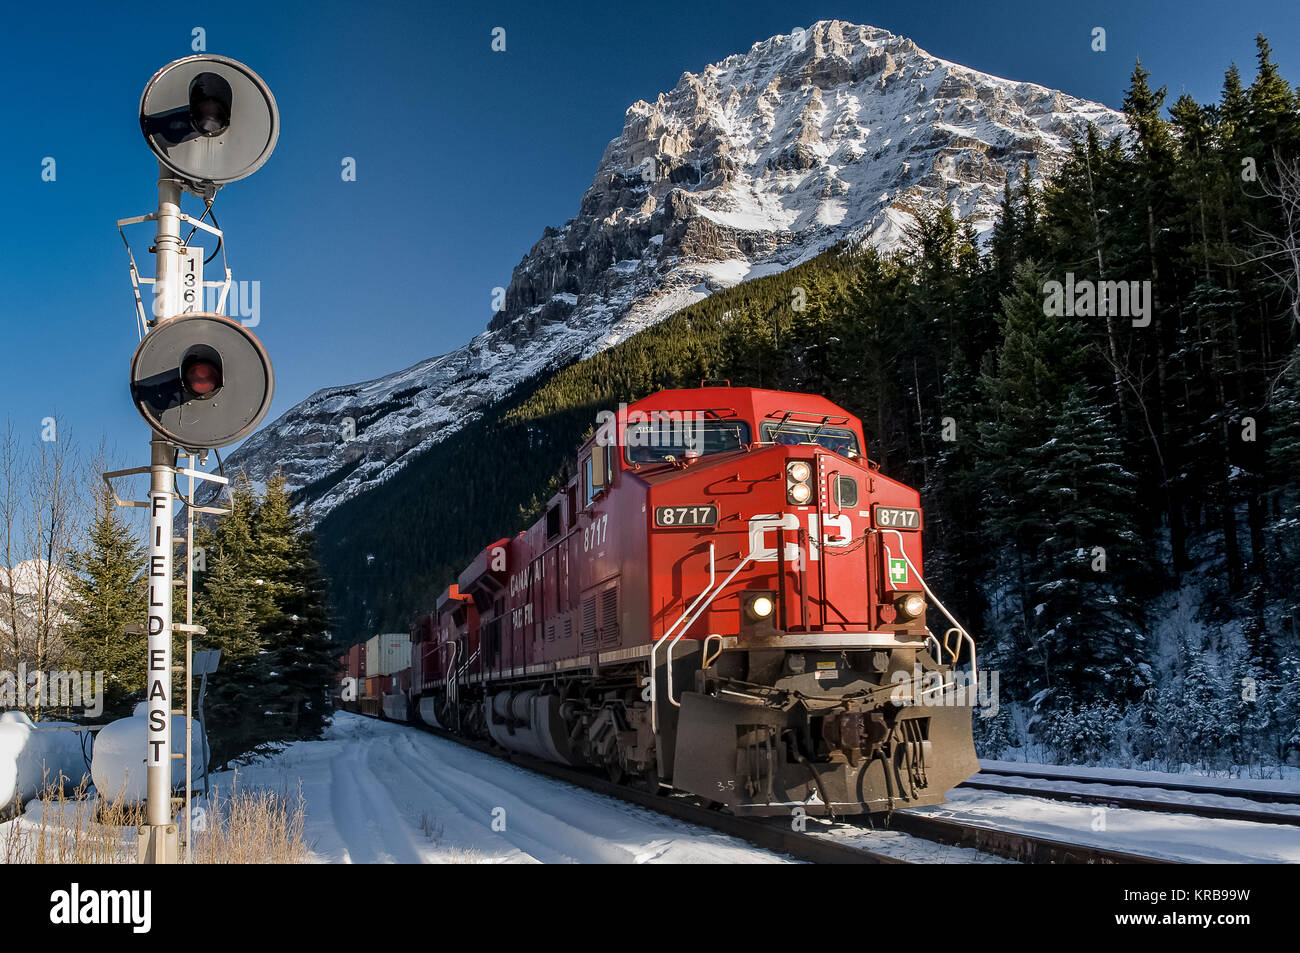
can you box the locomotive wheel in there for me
[606,762,628,785]
[638,763,669,796]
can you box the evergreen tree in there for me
[1246,35,1299,161]
[63,482,147,718]
[250,476,335,745]
[193,473,333,765]
[193,474,266,765]
[1020,389,1146,699]
[979,264,1146,701]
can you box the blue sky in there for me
[1,0,1296,468]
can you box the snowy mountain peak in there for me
[226,21,1124,521]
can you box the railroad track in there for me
[962,768,1300,827]
[404,718,913,864]
[394,714,1190,864]
[877,812,1176,864]
[975,765,1300,804]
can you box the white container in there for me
[376,633,411,676]
[0,711,93,808]
[90,703,208,805]
[365,633,410,677]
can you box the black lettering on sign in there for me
[151,495,166,516]
[149,678,166,701]
[150,710,166,732]
[150,556,165,577]
[148,615,164,635]
[149,740,165,759]
[150,649,166,670]
[150,584,163,607]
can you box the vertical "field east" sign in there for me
[147,490,171,769]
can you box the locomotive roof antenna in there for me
[108,54,279,865]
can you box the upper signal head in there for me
[139,55,278,190]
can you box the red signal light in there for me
[182,358,222,397]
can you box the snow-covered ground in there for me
[910,788,1300,863]
[6,713,1297,863]
[214,713,789,864]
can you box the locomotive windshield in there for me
[624,417,752,464]
[760,420,861,458]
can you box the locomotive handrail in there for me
[664,551,758,712]
[650,543,715,734]
[457,647,479,681]
[440,640,459,705]
[880,529,978,688]
[702,634,724,670]
[764,409,850,425]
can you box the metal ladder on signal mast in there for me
[104,449,230,859]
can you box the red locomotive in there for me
[388,384,978,815]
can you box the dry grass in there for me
[418,809,444,844]
[186,781,309,864]
[1,773,310,864]
[1,777,136,864]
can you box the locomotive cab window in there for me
[834,475,859,507]
[623,417,752,464]
[760,420,861,459]
[584,445,611,506]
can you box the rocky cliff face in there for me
[226,20,1124,520]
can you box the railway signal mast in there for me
[110,55,278,863]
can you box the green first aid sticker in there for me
[889,558,908,584]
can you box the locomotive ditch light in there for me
[745,593,775,620]
[130,312,273,450]
[896,593,926,620]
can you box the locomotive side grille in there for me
[599,586,619,646]
[581,595,598,647]
[544,619,557,642]
[563,616,573,641]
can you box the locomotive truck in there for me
[382,384,979,816]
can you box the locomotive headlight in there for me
[786,460,813,504]
[896,593,926,620]
[745,593,775,620]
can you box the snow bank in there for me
[90,703,208,803]
[0,711,93,808]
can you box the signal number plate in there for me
[874,506,921,529]
[655,505,718,528]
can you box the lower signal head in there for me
[129,312,273,450]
